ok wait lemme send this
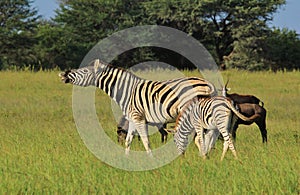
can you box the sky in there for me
[33,0,300,34]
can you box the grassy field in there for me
[0,70,299,194]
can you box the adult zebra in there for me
[173,96,255,160]
[59,59,216,155]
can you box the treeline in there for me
[1,0,300,71]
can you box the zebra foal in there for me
[59,59,216,156]
[173,96,254,161]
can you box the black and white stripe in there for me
[59,59,216,155]
[173,96,252,160]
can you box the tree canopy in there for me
[0,0,40,69]
[1,0,299,71]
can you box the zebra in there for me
[173,96,255,161]
[59,59,217,156]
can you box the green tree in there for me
[39,0,287,70]
[34,20,68,70]
[143,0,285,69]
[53,0,149,69]
[223,0,285,70]
[224,20,268,70]
[263,28,300,71]
[0,0,40,69]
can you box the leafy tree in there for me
[53,0,149,69]
[143,0,285,69]
[35,0,289,71]
[142,0,207,69]
[223,0,285,70]
[224,20,268,70]
[0,0,40,69]
[34,20,69,69]
[263,28,300,71]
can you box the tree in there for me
[0,0,40,69]
[36,0,288,70]
[222,0,285,70]
[263,28,300,71]
[224,20,268,70]
[34,20,68,69]
[143,0,285,69]
[53,0,149,69]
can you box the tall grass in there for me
[0,70,299,194]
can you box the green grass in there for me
[0,70,299,194]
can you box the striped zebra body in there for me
[174,96,252,160]
[59,59,216,155]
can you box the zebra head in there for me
[59,59,107,86]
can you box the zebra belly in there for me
[144,110,176,124]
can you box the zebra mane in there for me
[94,59,144,81]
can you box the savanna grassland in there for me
[0,70,299,194]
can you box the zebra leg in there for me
[135,121,153,156]
[221,141,229,161]
[206,129,220,154]
[220,133,237,161]
[125,121,135,155]
[217,111,237,161]
[194,134,201,154]
[195,127,207,159]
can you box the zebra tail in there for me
[226,100,255,122]
[241,113,261,122]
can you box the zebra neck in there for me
[95,66,143,111]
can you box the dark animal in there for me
[221,80,264,107]
[117,116,168,144]
[231,103,267,143]
[220,80,267,143]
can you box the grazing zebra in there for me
[173,96,255,161]
[59,59,216,155]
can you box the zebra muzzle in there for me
[59,71,71,83]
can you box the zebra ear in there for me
[93,59,106,73]
[93,59,100,72]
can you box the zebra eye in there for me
[83,69,89,73]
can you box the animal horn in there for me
[225,78,230,88]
